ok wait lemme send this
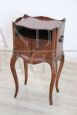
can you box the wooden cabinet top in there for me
[14,14,65,30]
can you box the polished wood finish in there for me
[23,60,28,85]
[10,14,66,105]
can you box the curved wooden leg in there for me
[10,53,19,98]
[23,60,28,85]
[49,60,57,105]
[56,54,64,92]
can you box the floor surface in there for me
[0,51,77,115]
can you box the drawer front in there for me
[14,35,31,57]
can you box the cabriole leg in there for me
[23,60,28,85]
[10,53,19,97]
[49,59,57,105]
[56,54,64,92]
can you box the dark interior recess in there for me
[16,26,52,40]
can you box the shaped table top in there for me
[15,15,65,30]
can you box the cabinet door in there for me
[31,38,52,60]
[14,35,32,57]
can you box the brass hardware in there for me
[59,35,64,43]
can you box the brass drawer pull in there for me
[59,35,64,43]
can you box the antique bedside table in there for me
[10,14,66,105]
